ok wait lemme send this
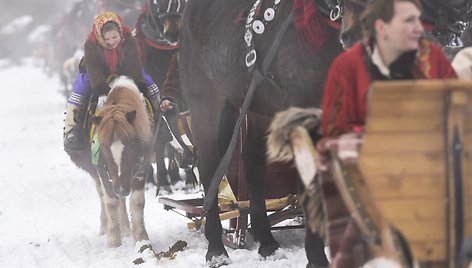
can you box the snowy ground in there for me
[0,59,309,268]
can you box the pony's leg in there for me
[100,182,122,247]
[129,188,149,242]
[91,174,108,235]
[118,198,131,236]
[244,122,280,257]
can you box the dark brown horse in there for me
[135,0,186,188]
[179,0,344,266]
[66,76,154,251]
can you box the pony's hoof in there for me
[133,240,157,264]
[107,238,121,248]
[206,250,231,267]
[99,226,106,236]
[258,242,280,258]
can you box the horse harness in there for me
[201,0,344,216]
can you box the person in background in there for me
[63,11,160,151]
[321,0,457,138]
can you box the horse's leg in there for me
[299,182,329,267]
[305,227,329,267]
[129,183,149,243]
[191,101,230,264]
[156,142,171,192]
[244,121,280,257]
[118,198,131,236]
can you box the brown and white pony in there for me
[66,76,153,251]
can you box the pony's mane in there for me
[97,77,152,147]
[109,76,141,95]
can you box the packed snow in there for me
[0,59,311,268]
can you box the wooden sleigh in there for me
[159,115,303,249]
[289,80,472,267]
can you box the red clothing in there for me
[321,39,457,137]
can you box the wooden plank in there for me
[362,132,443,152]
[367,174,444,198]
[393,219,445,241]
[365,116,443,132]
[370,80,472,93]
[368,98,444,117]
[408,240,446,261]
[368,89,443,104]
[465,220,472,238]
[359,151,445,175]
[376,199,445,220]
[464,131,472,242]
[361,80,472,264]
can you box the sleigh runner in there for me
[278,80,472,267]
[159,115,304,249]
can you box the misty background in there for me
[0,0,144,91]
[0,0,76,59]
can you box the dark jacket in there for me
[161,53,188,111]
[83,32,145,93]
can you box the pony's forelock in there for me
[97,78,152,147]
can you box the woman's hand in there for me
[160,99,174,112]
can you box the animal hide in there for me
[266,107,322,163]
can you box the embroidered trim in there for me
[417,39,431,78]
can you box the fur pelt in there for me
[266,107,322,163]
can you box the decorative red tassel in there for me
[293,0,330,52]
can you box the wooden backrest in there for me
[358,80,472,264]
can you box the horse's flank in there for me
[97,77,152,147]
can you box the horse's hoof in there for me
[258,242,280,258]
[158,185,173,195]
[206,250,231,267]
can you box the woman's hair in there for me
[101,21,120,36]
[360,0,422,38]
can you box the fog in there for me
[0,0,75,26]
[0,0,76,63]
